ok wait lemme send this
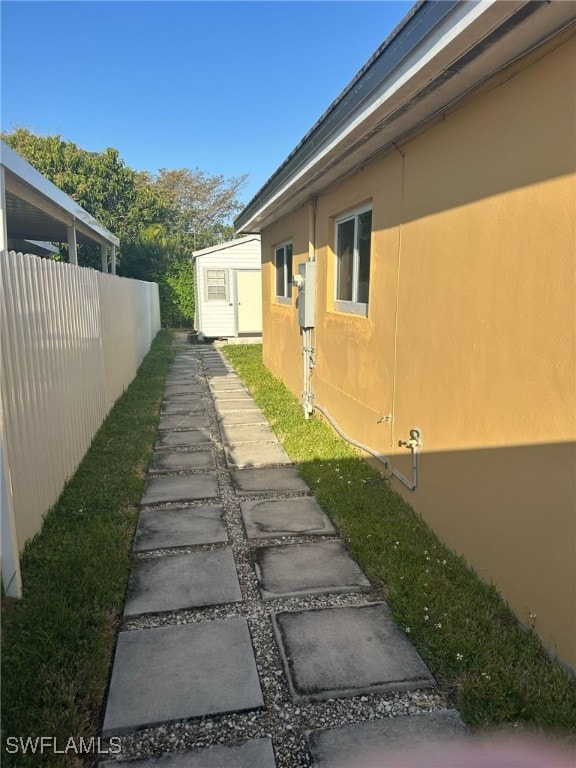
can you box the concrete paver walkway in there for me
[101,342,466,766]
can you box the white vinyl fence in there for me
[0,250,161,595]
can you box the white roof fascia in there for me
[1,140,120,247]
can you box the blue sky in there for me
[1,1,413,204]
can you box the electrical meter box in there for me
[296,261,317,328]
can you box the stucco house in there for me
[192,235,262,340]
[235,0,576,670]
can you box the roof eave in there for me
[235,0,575,234]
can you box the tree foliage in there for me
[2,128,248,326]
[146,168,247,251]
[118,226,195,327]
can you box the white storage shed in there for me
[192,234,262,340]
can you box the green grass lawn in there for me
[223,344,576,737]
[1,331,173,767]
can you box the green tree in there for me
[147,167,247,251]
[164,258,195,326]
[118,226,195,327]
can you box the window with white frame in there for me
[205,269,228,301]
[335,205,372,312]
[275,241,293,300]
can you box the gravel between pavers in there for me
[107,344,452,767]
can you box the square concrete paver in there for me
[272,603,434,702]
[232,467,310,494]
[202,354,228,361]
[208,372,238,379]
[165,375,200,384]
[219,410,267,426]
[209,380,246,392]
[162,393,202,402]
[124,549,241,615]
[161,403,206,415]
[164,384,203,395]
[211,390,254,401]
[141,474,218,504]
[255,541,370,599]
[205,357,234,365]
[222,424,276,444]
[225,443,292,469]
[168,367,199,376]
[156,429,211,449]
[102,619,263,736]
[213,399,261,413]
[133,505,227,551]
[100,738,276,767]
[158,414,209,431]
[306,711,467,767]
[241,498,336,539]
[149,449,214,474]
[205,370,232,376]
[164,382,200,391]
[170,355,198,362]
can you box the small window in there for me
[335,205,372,313]
[205,269,228,301]
[275,241,293,300]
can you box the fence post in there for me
[67,225,78,266]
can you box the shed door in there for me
[236,270,262,334]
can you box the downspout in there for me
[391,143,406,451]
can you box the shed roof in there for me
[191,234,261,260]
[235,0,575,233]
[1,140,119,248]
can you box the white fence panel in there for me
[0,251,160,595]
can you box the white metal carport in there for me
[0,140,120,271]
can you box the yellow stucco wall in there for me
[262,204,309,395]
[260,36,576,669]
